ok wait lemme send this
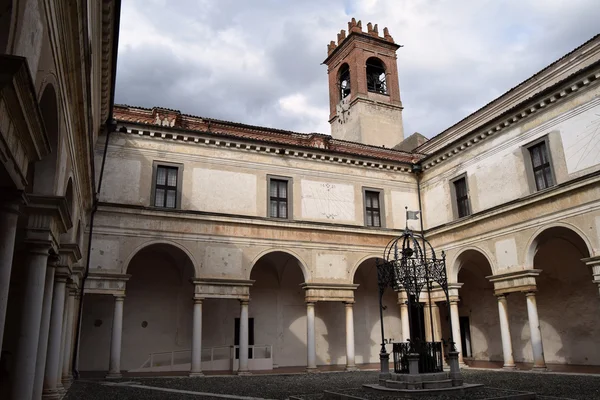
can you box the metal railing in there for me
[392,341,443,374]
[136,344,273,371]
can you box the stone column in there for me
[344,302,356,371]
[431,302,442,342]
[42,272,68,399]
[398,292,410,342]
[0,197,20,356]
[449,299,463,364]
[496,294,515,369]
[32,262,56,400]
[11,244,52,400]
[190,299,203,376]
[306,302,317,371]
[61,288,76,388]
[107,295,125,378]
[238,300,250,374]
[423,303,433,342]
[525,291,546,371]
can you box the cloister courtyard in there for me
[64,369,600,399]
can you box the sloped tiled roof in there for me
[114,105,420,164]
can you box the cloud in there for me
[115,0,599,139]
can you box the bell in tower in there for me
[324,19,405,148]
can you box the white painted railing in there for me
[132,344,273,372]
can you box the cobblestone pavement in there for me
[65,369,600,400]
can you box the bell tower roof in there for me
[323,18,401,65]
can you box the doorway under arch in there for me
[521,226,599,366]
[248,251,307,368]
[453,249,501,362]
[352,257,401,364]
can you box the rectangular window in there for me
[528,141,554,191]
[154,165,179,208]
[269,178,288,219]
[453,177,470,218]
[365,190,382,227]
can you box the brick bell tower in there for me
[324,18,404,148]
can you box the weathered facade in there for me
[0,0,119,399]
[78,20,600,378]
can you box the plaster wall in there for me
[331,100,404,148]
[353,262,402,364]
[420,87,600,230]
[96,132,418,229]
[458,265,503,362]
[13,0,44,78]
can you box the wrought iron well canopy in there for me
[376,227,456,374]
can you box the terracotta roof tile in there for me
[114,105,419,164]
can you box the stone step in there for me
[422,379,453,389]
[384,380,406,389]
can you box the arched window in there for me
[338,63,351,100]
[366,57,387,94]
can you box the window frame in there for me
[522,136,556,193]
[362,187,385,228]
[151,161,184,209]
[267,175,292,220]
[449,174,471,219]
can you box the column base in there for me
[531,366,547,372]
[189,371,204,377]
[105,372,122,379]
[62,375,73,389]
[306,367,319,373]
[41,389,61,400]
[236,370,251,376]
[345,365,358,372]
[502,364,517,370]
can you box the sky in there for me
[115,0,599,139]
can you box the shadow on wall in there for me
[456,250,502,362]
[516,229,599,365]
[249,251,307,368]
[354,258,402,364]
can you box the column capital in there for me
[524,290,537,297]
[240,299,249,306]
[114,294,126,301]
[194,298,203,304]
[343,300,355,306]
[495,293,508,300]
[449,298,460,305]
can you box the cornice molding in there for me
[114,125,415,174]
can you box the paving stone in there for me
[65,369,600,400]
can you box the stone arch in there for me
[365,56,387,94]
[0,0,16,53]
[449,246,495,283]
[524,222,593,269]
[349,253,382,283]
[32,81,60,194]
[123,239,199,278]
[337,62,351,101]
[248,248,310,282]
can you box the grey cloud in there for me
[115,0,600,138]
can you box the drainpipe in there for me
[72,0,122,379]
